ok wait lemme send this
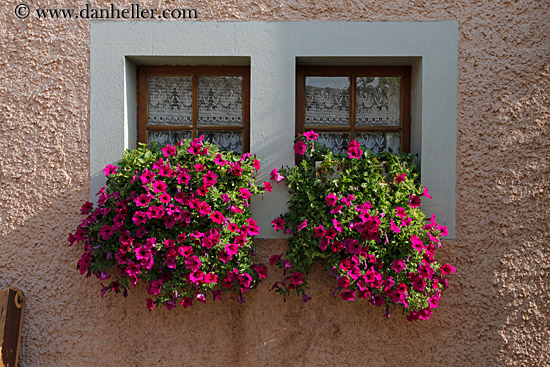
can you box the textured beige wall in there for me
[0,0,548,366]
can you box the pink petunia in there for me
[294,140,307,155]
[253,159,261,170]
[440,263,456,275]
[325,193,338,207]
[347,140,363,159]
[390,218,401,233]
[103,164,118,176]
[391,259,406,273]
[297,219,308,231]
[409,195,421,208]
[303,130,319,141]
[422,186,433,199]
[271,217,285,231]
[239,188,252,201]
[263,181,273,193]
[395,173,406,183]
[161,144,177,157]
[270,168,285,184]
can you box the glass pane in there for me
[305,77,350,126]
[355,132,400,154]
[147,76,193,125]
[148,130,192,146]
[355,77,401,126]
[198,76,243,125]
[316,132,350,155]
[200,131,243,154]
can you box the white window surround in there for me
[90,21,458,239]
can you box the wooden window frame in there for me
[137,65,251,152]
[296,65,411,154]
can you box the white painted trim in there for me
[90,21,458,238]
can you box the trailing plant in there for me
[68,137,270,310]
[269,131,455,321]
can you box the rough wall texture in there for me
[0,0,548,366]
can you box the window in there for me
[296,66,411,154]
[137,65,250,153]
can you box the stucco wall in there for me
[0,1,548,366]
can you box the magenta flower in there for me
[253,264,268,278]
[340,289,356,301]
[135,194,152,207]
[440,263,456,275]
[294,140,307,155]
[302,293,312,303]
[194,163,206,172]
[263,181,273,193]
[146,279,163,295]
[325,193,338,207]
[390,218,401,233]
[409,195,421,208]
[239,188,252,201]
[297,219,308,231]
[347,140,363,159]
[152,180,167,194]
[330,205,343,215]
[269,254,282,266]
[391,259,406,273]
[161,144,176,157]
[158,192,171,204]
[253,159,261,170]
[314,224,326,238]
[271,217,286,231]
[203,171,218,187]
[395,173,406,183]
[80,201,93,215]
[303,130,319,141]
[270,168,285,184]
[181,297,193,308]
[210,211,225,224]
[132,211,147,226]
[332,218,342,233]
[103,164,118,176]
[428,295,440,308]
[238,273,253,289]
[410,235,424,253]
[422,186,433,199]
[146,298,155,311]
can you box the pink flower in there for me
[146,279,163,295]
[297,219,308,231]
[161,144,177,157]
[159,192,171,204]
[210,211,225,224]
[325,193,338,207]
[314,225,326,238]
[239,188,252,201]
[146,298,155,311]
[409,195,421,208]
[440,264,456,275]
[253,159,261,170]
[347,140,362,159]
[270,169,285,184]
[221,193,231,202]
[269,254,282,266]
[203,171,218,187]
[341,194,355,207]
[238,273,253,289]
[395,206,407,218]
[428,295,440,308]
[422,186,432,199]
[330,205,343,215]
[395,173,406,183]
[390,218,401,233]
[263,181,273,193]
[80,201,93,215]
[194,163,206,172]
[132,211,147,226]
[271,217,285,231]
[103,164,118,176]
[302,294,312,303]
[288,271,303,289]
[303,130,319,141]
[253,264,268,278]
[332,218,342,233]
[410,235,424,253]
[294,140,307,155]
[225,243,239,257]
[152,180,167,194]
[181,297,193,308]
[391,259,406,273]
[135,194,152,207]
[340,289,356,301]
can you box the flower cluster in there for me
[69,137,269,310]
[270,131,455,320]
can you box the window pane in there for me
[148,130,192,146]
[305,77,350,126]
[198,76,243,126]
[200,131,243,154]
[316,132,349,155]
[356,132,400,154]
[355,77,401,126]
[147,76,193,125]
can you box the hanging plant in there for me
[68,137,269,310]
[269,131,455,321]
